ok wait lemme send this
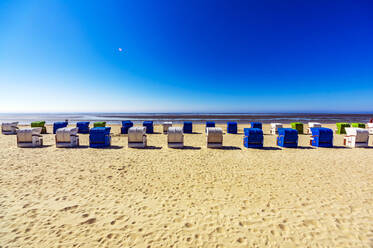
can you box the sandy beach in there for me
[0,123,372,247]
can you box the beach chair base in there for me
[18,137,43,148]
[56,138,79,148]
[207,143,222,148]
[244,143,263,148]
[2,131,17,135]
[168,142,183,148]
[128,142,146,148]
[90,142,110,148]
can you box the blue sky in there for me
[0,0,372,113]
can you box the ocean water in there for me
[0,113,372,125]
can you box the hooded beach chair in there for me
[336,123,350,134]
[243,128,263,148]
[143,121,154,134]
[89,127,111,148]
[121,121,133,134]
[17,128,43,148]
[167,127,184,148]
[55,127,79,148]
[344,128,369,148]
[291,122,304,134]
[250,122,262,130]
[205,121,215,133]
[53,121,68,134]
[206,127,223,148]
[76,122,90,134]
[1,122,19,135]
[93,121,106,128]
[307,122,322,134]
[183,121,193,133]
[163,122,172,134]
[351,123,366,129]
[227,122,237,134]
[270,123,283,135]
[277,128,298,148]
[368,123,373,135]
[128,127,147,148]
[310,127,333,148]
[31,121,47,134]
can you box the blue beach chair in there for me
[121,121,133,134]
[227,122,238,134]
[243,128,263,148]
[76,122,90,134]
[206,121,215,133]
[310,127,333,148]
[53,121,68,134]
[89,127,111,148]
[183,121,193,133]
[143,121,154,134]
[277,128,298,148]
[250,122,262,130]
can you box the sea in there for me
[0,113,372,124]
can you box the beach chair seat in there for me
[167,127,184,148]
[227,122,237,134]
[310,127,333,148]
[17,128,43,148]
[344,128,369,148]
[183,121,193,133]
[351,123,366,129]
[270,123,283,135]
[243,128,263,148]
[163,122,172,134]
[128,127,147,148]
[93,121,106,128]
[31,121,47,134]
[250,122,262,130]
[291,122,304,134]
[53,121,68,134]
[206,127,223,148]
[76,122,90,134]
[143,121,154,134]
[368,123,373,135]
[307,122,322,134]
[277,128,298,148]
[205,121,215,133]
[89,127,111,148]
[121,121,133,134]
[336,123,350,134]
[55,127,79,148]
[1,122,19,135]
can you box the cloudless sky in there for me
[0,0,372,113]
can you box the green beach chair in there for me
[93,121,106,128]
[31,121,47,134]
[291,122,304,134]
[351,123,366,129]
[336,123,350,134]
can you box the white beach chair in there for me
[307,122,322,134]
[344,128,369,148]
[55,127,79,148]
[128,127,147,148]
[206,127,223,148]
[167,127,184,148]
[17,128,43,148]
[367,123,373,135]
[1,122,19,135]
[163,122,172,134]
[270,123,283,135]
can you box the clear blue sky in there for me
[0,0,372,113]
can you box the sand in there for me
[0,124,372,247]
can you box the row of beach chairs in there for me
[2,120,372,149]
